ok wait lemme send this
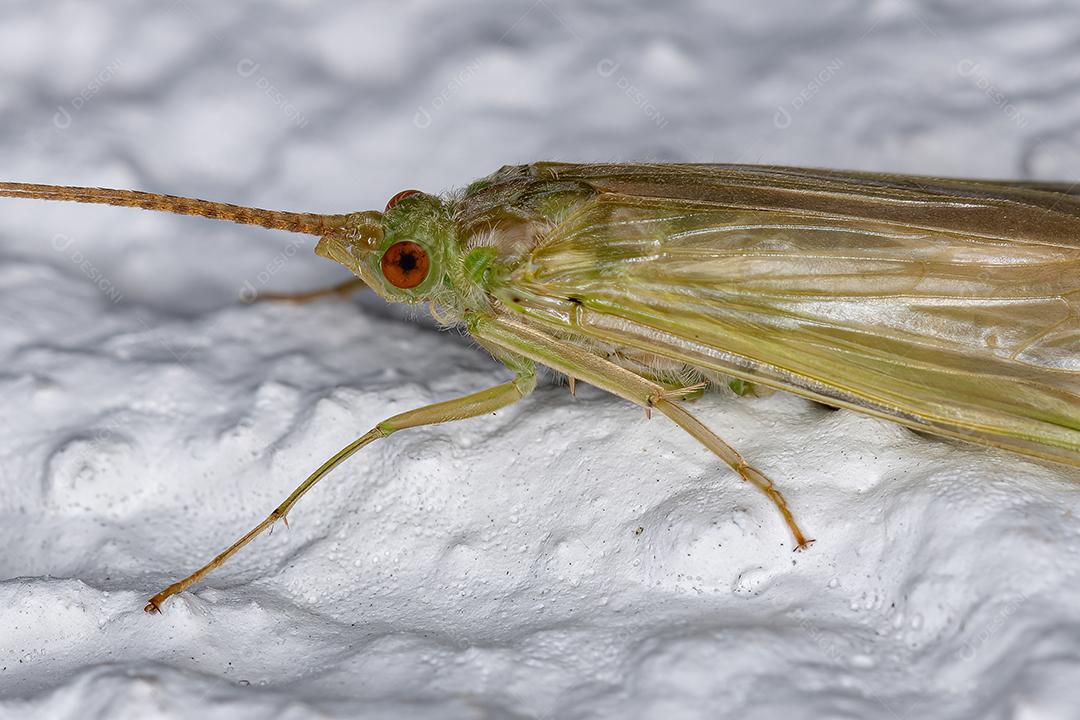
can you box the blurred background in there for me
[2,1,1079,718]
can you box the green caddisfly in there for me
[2,162,1077,612]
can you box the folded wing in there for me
[502,165,1080,464]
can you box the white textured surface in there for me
[2,2,1079,718]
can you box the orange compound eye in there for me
[385,189,421,211]
[380,241,430,289]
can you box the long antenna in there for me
[0,182,348,236]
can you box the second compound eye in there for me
[380,241,430,289]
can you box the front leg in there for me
[246,276,366,303]
[145,356,537,613]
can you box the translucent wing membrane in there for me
[497,165,1080,464]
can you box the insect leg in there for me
[144,357,537,613]
[247,276,365,304]
[653,398,812,549]
[471,314,812,549]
